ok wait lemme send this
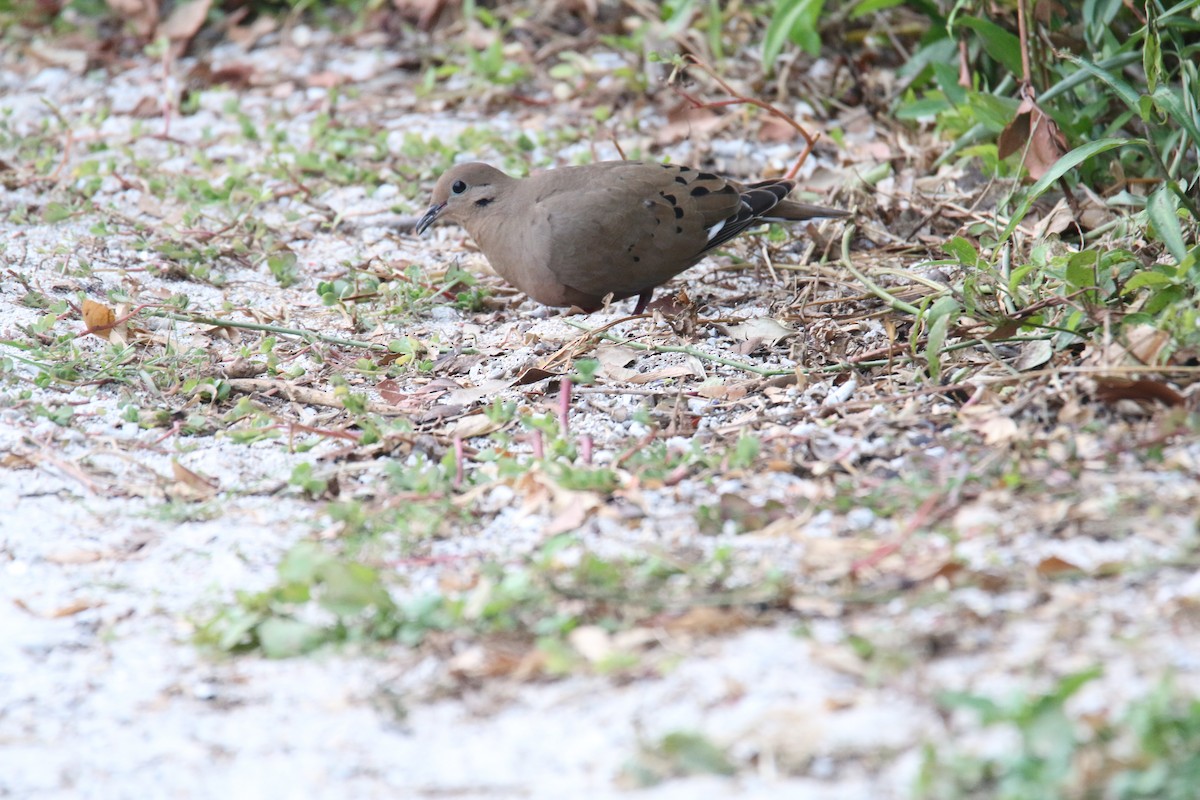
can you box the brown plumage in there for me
[415,161,848,313]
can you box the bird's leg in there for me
[632,289,653,315]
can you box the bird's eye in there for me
[451,180,467,194]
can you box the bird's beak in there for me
[414,201,446,235]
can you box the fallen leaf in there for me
[449,413,503,439]
[568,625,612,662]
[1094,378,1186,408]
[106,0,158,36]
[718,317,796,347]
[171,460,219,500]
[305,71,349,89]
[27,40,88,73]
[45,549,104,565]
[758,115,798,143]
[1125,325,1172,365]
[1012,338,1053,371]
[513,367,558,386]
[696,380,749,401]
[595,344,640,382]
[158,0,212,44]
[654,100,726,146]
[81,299,120,341]
[1036,555,1083,576]
[626,364,695,385]
[227,15,277,49]
[129,95,160,118]
[377,378,405,405]
[14,597,102,618]
[392,0,450,29]
[662,607,749,637]
[446,379,509,406]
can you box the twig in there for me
[151,310,387,351]
[837,226,922,315]
[670,54,820,180]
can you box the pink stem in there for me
[558,378,572,435]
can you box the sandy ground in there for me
[3,21,1199,800]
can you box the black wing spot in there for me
[475,198,493,207]
[676,226,683,234]
[673,206,684,219]
[720,184,737,194]
[661,193,678,205]
[633,256,640,262]
[690,186,710,197]
[675,176,687,185]
[698,172,718,180]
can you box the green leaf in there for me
[1123,270,1174,292]
[1060,54,1142,110]
[923,297,958,381]
[763,0,824,68]
[943,236,979,267]
[955,16,1023,76]
[1065,251,1099,291]
[1147,187,1188,263]
[257,617,327,658]
[1000,138,1139,242]
[42,202,72,223]
[659,732,736,776]
[1143,17,1161,94]
[277,542,328,584]
[1150,86,1200,160]
[849,0,905,17]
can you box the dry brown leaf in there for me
[158,0,211,43]
[106,0,158,38]
[171,460,219,500]
[44,549,104,565]
[1036,555,1083,576]
[81,298,121,342]
[27,40,88,73]
[696,380,749,401]
[1,452,34,469]
[1012,339,1053,371]
[626,365,695,385]
[663,607,749,637]
[513,367,558,386]
[1093,378,1186,408]
[129,96,160,118]
[14,597,102,618]
[306,72,349,89]
[998,90,1069,180]
[568,625,612,662]
[758,115,797,143]
[226,15,277,49]
[718,318,796,347]
[449,413,503,439]
[544,491,600,535]
[445,379,508,406]
[980,415,1019,445]
[1125,325,1172,365]
[595,344,640,382]
[392,0,450,30]
[377,378,405,406]
[654,100,726,146]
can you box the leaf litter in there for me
[0,8,1198,800]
